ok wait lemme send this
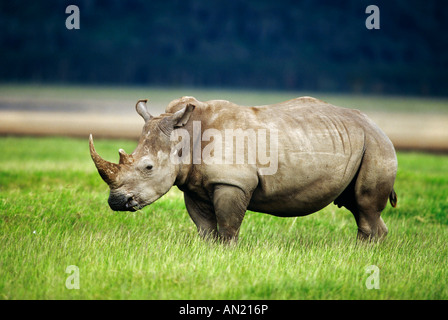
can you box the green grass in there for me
[1,136,447,300]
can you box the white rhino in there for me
[90,96,397,243]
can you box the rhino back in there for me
[250,101,368,216]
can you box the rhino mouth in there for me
[109,193,145,212]
[126,204,141,212]
[124,198,150,212]
[124,197,156,212]
[109,192,162,212]
[125,198,141,211]
[115,203,143,212]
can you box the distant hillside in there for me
[0,0,447,95]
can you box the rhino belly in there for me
[248,152,362,217]
[248,190,340,217]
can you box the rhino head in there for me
[89,99,195,211]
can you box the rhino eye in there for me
[145,165,153,170]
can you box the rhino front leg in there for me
[213,184,251,244]
[184,192,218,241]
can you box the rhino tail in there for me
[389,188,397,208]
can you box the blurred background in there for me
[0,0,447,150]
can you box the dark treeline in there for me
[1,0,447,95]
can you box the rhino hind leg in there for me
[335,149,395,242]
[355,212,388,241]
[336,189,390,241]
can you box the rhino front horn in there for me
[89,134,120,185]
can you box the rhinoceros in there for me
[89,96,397,242]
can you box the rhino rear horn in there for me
[136,99,153,122]
[118,149,133,165]
[89,134,120,185]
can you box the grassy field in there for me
[0,136,447,300]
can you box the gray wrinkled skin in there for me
[90,96,398,243]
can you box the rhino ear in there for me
[135,99,153,122]
[159,104,195,136]
[172,104,195,128]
